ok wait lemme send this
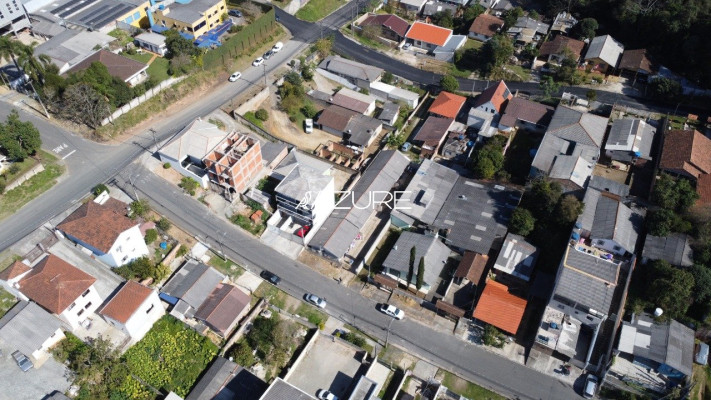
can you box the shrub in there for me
[301,103,318,118]
[163,162,171,169]
[229,340,256,367]
[145,229,158,244]
[482,325,505,348]
[156,217,171,231]
[255,108,269,121]
[129,199,151,218]
[8,164,20,174]
[176,245,188,257]
[179,176,199,196]
[341,331,367,348]
[92,183,109,196]
[509,208,535,236]
[440,75,459,92]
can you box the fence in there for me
[202,8,278,70]
[101,77,185,126]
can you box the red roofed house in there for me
[405,22,452,51]
[697,174,711,205]
[659,129,711,180]
[413,116,454,158]
[468,13,504,42]
[100,281,164,341]
[472,280,527,335]
[538,35,585,64]
[498,97,555,133]
[18,254,101,330]
[0,260,31,288]
[359,14,410,42]
[429,91,467,119]
[472,80,512,118]
[63,49,149,87]
[194,284,251,337]
[57,192,149,268]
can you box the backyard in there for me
[0,287,17,319]
[436,369,506,400]
[0,151,64,220]
[123,53,171,83]
[295,0,346,21]
[503,130,538,184]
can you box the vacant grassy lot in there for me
[296,0,346,21]
[208,255,245,279]
[124,53,171,83]
[254,281,289,309]
[0,287,17,319]
[0,151,64,220]
[437,370,506,400]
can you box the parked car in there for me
[11,351,33,372]
[304,118,314,133]
[252,57,264,67]
[402,42,411,50]
[400,142,412,152]
[316,389,338,400]
[228,9,242,17]
[696,342,709,365]
[583,374,598,398]
[263,50,274,60]
[272,41,284,52]
[228,71,242,82]
[304,293,327,308]
[260,270,281,285]
[296,225,311,237]
[378,304,404,320]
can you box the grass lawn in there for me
[690,364,710,400]
[0,287,17,319]
[108,29,134,46]
[0,156,38,185]
[294,303,328,326]
[148,57,171,82]
[463,39,483,50]
[295,0,346,21]
[505,64,531,81]
[438,370,506,400]
[0,151,64,221]
[254,282,289,309]
[207,255,244,279]
[244,111,264,129]
[342,28,386,50]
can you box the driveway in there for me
[0,351,71,400]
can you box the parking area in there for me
[0,350,71,399]
[286,333,365,399]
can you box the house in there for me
[550,11,577,34]
[134,32,168,56]
[432,34,468,62]
[57,192,149,268]
[498,97,555,133]
[0,0,31,35]
[161,259,225,319]
[331,88,377,115]
[378,102,400,126]
[616,315,694,381]
[317,105,358,137]
[99,281,164,341]
[468,13,504,42]
[18,254,101,330]
[506,17,550,45]
[413,116,455,158]
[381,231,451,292]
[578,186,642,256]
[319,56,383,89]
[493,233,539,283]
[697,173,711,205]
[260,141,289,170]
[538,35,585,64]
[588,174,630,197]
[472,280,527,335]
[34,29,115,74]
[642,233,693,267]
[0,260,31,294]
[405,22,452,51]
[433,177,521,254]
[186,357,267,400]
[202,132,263,198]
[584,35,624,73]
[194,284,251,338]
[429,91,467,119]
[397,0,428,13]
[392,158,459,226]
[659,129,711,179]
[63,49,148,86]
[0,301,64,362]
[530,106,609,193]
[348,376,380,400]
[618,49,654,78]
[259,378,315,400]
[472,80,512,118]
[152,0,227,38]
[317,105,383,149]
[358,14,410,42]
[467,108,496,137]
[369,81,420,108]
[453,251,488,285]
[604,118,656,163]
[422,1,457,18]
[309,150,409,260]
[158,119,231,188]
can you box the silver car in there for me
[11,351,33,372]
[378,304,404,320]
[305,293,326,308]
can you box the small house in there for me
[100,281,164,341]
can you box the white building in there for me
[0,0,31,35]
[57,192,149,268]
[0,301,65,362]
[134,32,168,56]
[100,281,164,341]
[369,81,420,108]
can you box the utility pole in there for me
[263,63,267,88]
[149,128,158,151]
[385,317,395,348]
[26,78,50,119]
[127,173,139,201]
[217,230,228,260]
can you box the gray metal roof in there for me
[493,233,539,281]
[605,119,655,161]
[555,247,620,313]
[643,234,694,267]
[258,378,315,400]
[512,16,550,34]
[319,56,383,83]
[186,357,267,400]
[0,301,62,358]
[546,106,608,148]
[135,32,167,47]
[34,29,115,69]
[395,159,458,225]
[379,102,400,123]
[581,189,641,253]
[422,1,457,16]
[274,152,333,206]
[433,178,521,254]
[162,259,224,310]
[588,175,630,197]
[158,0,219,24]
[272,150,332,181]
[260,141,288,167]
[382,231,451,286]
[347,375,379,400]
[347,114,383,147]
[309,150,409,259]
[584,35,624,67]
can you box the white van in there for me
[583,374,598,398]
[272,42,284,53]
[304,119,313,133]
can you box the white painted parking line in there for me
[61,149,76,160]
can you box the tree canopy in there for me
[509,207,536,236]
[647,260,695,320]
[0,110,42,161]
[440,75,459,92]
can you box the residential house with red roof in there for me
[63,49,149,86]
[468,13,504,42]
[538,35,585,64]
[472,280,527,335]
[405,21,452,51]
[0,260,31,291]
[472,80,512,118]
[499,97,554,133]
[18,254,101,330]
[696,173,711,205]
[413,116,455,158]
[100,281,164,341]
[659,129,711,180]
[194,283,251,337]
[57,192,149,268]
[619,49,655,79]
[358,14,410,42]
[429,91,467,119]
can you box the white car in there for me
[402,42,411,50]
[304,293,326,308]
[378,304,404,320]
[316,389,338,400]
[304,118,313,133]
[252,57,264,67]
[228,71,241,81]
[272,41,284,52]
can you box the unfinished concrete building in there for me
[202,133,262,200]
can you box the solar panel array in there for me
[51,0,99,18]
[51,0,135,29]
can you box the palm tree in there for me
[0,35,22,72]
[16,42,52,85]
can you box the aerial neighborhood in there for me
[1,0,711,398]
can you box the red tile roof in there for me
[472,280,527,334]
[194,284,251,337]
[454,252,488,282]
[538,35,585,59]
[660,130,711,178]
[473,80,512,113]
[57,198,136,253]
[469,14,504,37]
[0,260,30,281]
[429,91,466,119]
[414,116,454,146]
[317,105,358,132]
[499,97,555,128]
[405,22,452,47]
[619,49,653,74]
[100,281,154,324]
[19,254,96,314]
[64,50,148,82]
[697,174,711,204]
[360,14,410,37]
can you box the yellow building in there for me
[153,0,227,38]
[116,1,151,28]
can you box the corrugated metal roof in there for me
[642,234,694,267]
[555,247,620,313]
[493,233,539,281]
[186,356,267,400]
[382,231,451,285]
[0,301,62,358]
[258,378,315,400]
[162,260,224,310]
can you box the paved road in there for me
[120,163,579,400]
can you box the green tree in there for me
[382,71,395,84]
[144,228,158,244]
[571,18,598,40]
[92,183,109,196]
[649,78,682,101]
[156,217,171,231]
[0,109,42,160]
[0,36,22,73]
[431,10,454,28]
[16,42,52,84]
[164,29,197,59]
[509,207,536,236]
[301,65,314,81]
[528,10,540,20]
[540,76,561,99]
[440,75,459,92]
[647,208,675,236]
[482,324,506,347]
[179,176,199,196]
[229,341,255,367]
[691,264,711,304]
[314,37,333,59]
[408,246,416,286]
[521,178,562,220]
[129,199,151,219]
[284,71,303,87]
[255,108,269,121]
[472,137,505,179]
[554,56,580,84]
[416,256,425,290]
[648,260,695,320]
[556,195,584,226]
[652,174,698,212]
[387,133,406,149]
[502,6,524,29]
[301,103,318,118]
[586,89,597,102]
[481,34,514,75]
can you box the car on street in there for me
[402,42,411,50]
[272,42,284,52]
[252,57,264,67]
[11,351,33,372]
[378,303,404,320]
[316,389,338,400]
[228,9,242,17]
[228,72,242,82]
[263,50,274,60]
[304,118,313,133]
[304,293,326,308]
[260,270,281,285]
[583,374,598,398]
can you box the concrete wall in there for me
[59,285,102,330]
[100,225,150,267]
[235,87,270,116]
[102,77,185,126]
[5,164,45,192]
[158,153,210,188]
